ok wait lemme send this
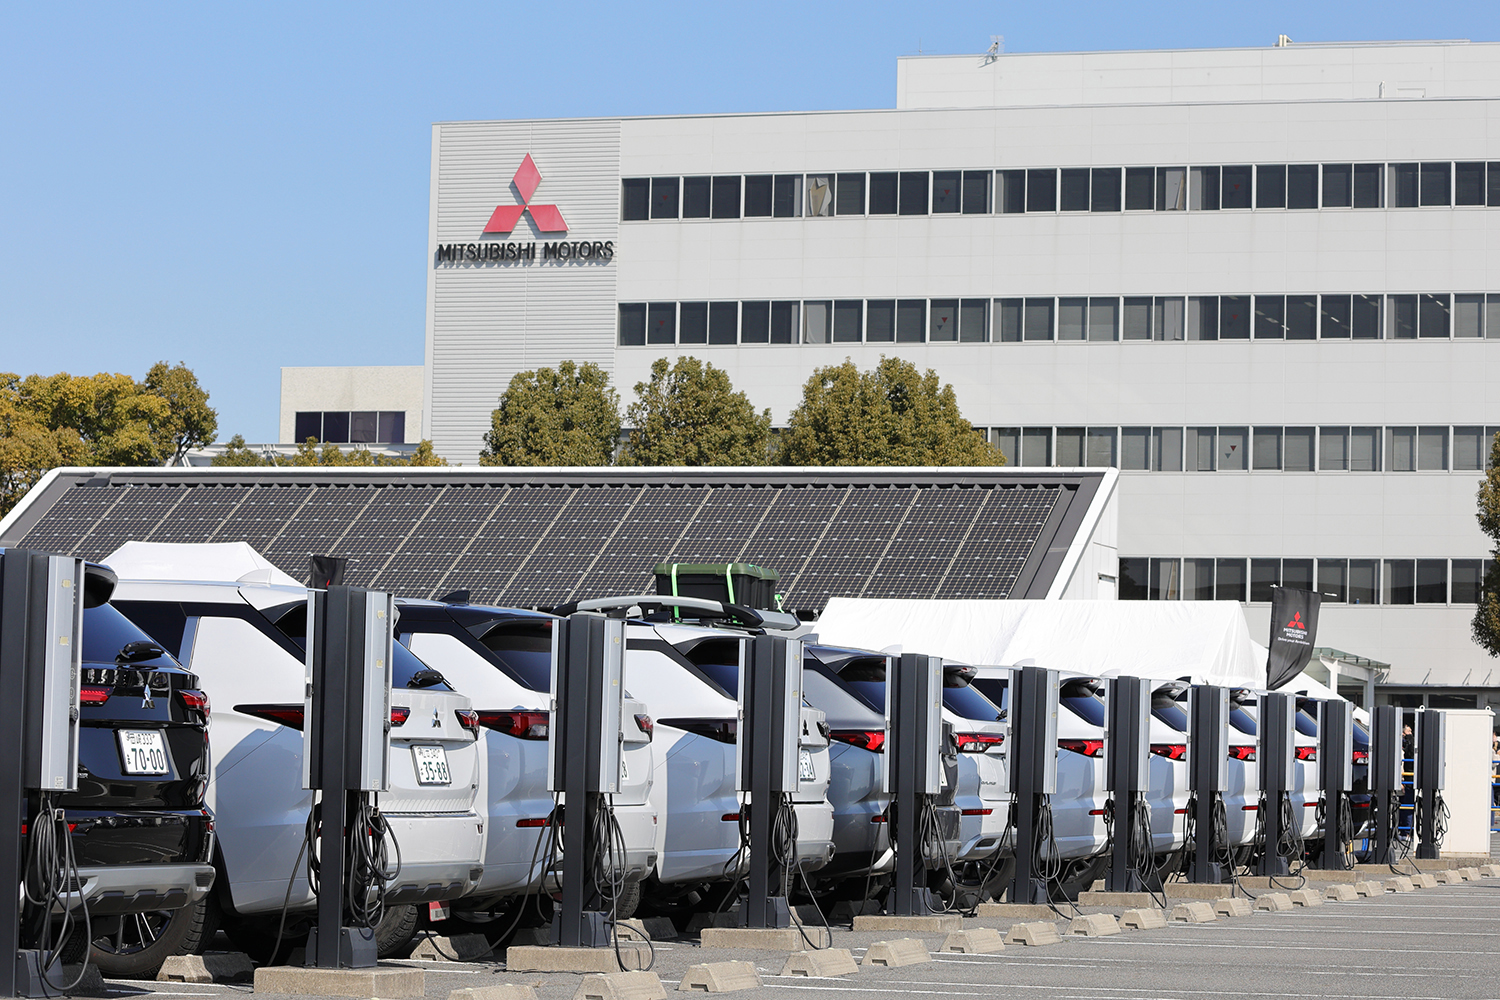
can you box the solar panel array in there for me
[15,478,1068,612]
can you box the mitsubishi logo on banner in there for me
[484,154,568,234]
[1285,611,1307,631]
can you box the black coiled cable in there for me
[23,794,93,994]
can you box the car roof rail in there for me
[550,594,801,632]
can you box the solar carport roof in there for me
[0,467,1113,614]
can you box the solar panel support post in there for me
[1187,685,1228,884]
[1316,699,1353,870]
[1007,665,1058,906]
[1415,710,1446,860]
[885,653,942,916]
[1256,692,1295,878]
[1105,676,1151,891]
[736,635,801,928]
[1369,705,1402,865]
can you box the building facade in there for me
[424,40,1500,705]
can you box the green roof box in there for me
[653,562,780,611]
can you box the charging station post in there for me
[1414,710,1446,860]
[1317,700,1353,870]
[1105,675,1150,891]
[1008,665,1058,906]
[884,653,942,915]
[1188,684,1228,883]
[736,635,801,927]
[0,550,86,998]
[1369,705,1402,865]
[1257,692,1295,877]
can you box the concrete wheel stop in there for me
[506,943,652,973]
[1067,913,1120,937]
[698,926,831,950]
[862,939,931,968]
[851,914,961,933]
[779,949,858,977]
[574,971,668,1000]
[941,927,1006,953]
[676,961,761,993]
[1121,908,1167,930]
[251,964,425,998]
[1213,898,1252,917]
[1005,921,1062,946]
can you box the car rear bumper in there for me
[792,801,835,873]
[61,863,216,916]
[384,811,485,903]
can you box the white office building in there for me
[423,39,1500,710]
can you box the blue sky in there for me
[3,2,1496,443]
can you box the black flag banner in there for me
[1266,586,1321,690]
[308,554,348,590]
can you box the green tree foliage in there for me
[1472,433,1500,655]
[777,356,1004,467]
[144,362,219,464]
[244,436,448,468]
[620,357,772,467]
[210,434,271,467]
[0,375,89,515]
[480,361,620,467]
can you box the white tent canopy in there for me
[813,598,1268,689]
[103,541,303,589]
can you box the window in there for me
[1322,164,1352,207]
[1255,295,1285,339]
[647,302,676,344]
[1491,163,1500,206]
[1456,163,1485,206]
[773,175,801,217]
[1021,427,1051,466]
[1286,165,1318,209]
[896,300,925,342]
[1023,298,1054,341]
[1124,167,1154,210]
[1122,297,1152,340]
[378,412,405,444]
[1060,168,1089,211]
[1490,295,1500,338]
[1253,427,1282,470]
[1085,427,1116,467]
[992,428,1019,465]
[1055,428,1084,466]
[1384,560,1415,604]
[1416,560,1448,603]
[1353,295,1382,338]
[996,299,1022,342]
[1153,427,1184,471]
[1222,165,1252,209]
[650,177,679,219]
[1387,426,1416,472]
[1150,558,1181,600]
[898,172,928,215]
[1318,560,1347,602]
[348,411,377,443]
[866,300,894,342]
[1353,164,1383,207]
[711,176,741,218]
[1121,427,1150,470]
[1220,427,1248,471]
[1388,294,1417,339]
[1184,558,1215,600]
[869,173,898,214]
[683,176,710,218]
[1156,167,1186,210]
[1119,558,1148,600]
[1419,293,1450,338]
[1089,297,1119,341]
[1190,166,1219,210]
[322,411,349,443]
[1283,558,1314,593]
[996,170,1025,214]
[1216,559,1247,601]
[833,300,862,343]
[1153,297,1184,340]
[1284,427,1314,471]
[1220,296,1251,339]
[962,171,990,213]
[294,412,321,443]
[1452,560,1483,604]
[1257,165,1287,208]
[680,301,708,343]
[1350,560,1378,604]
[1057,298,1086,341]
[1351,427,1381,471]
[622,178,651,221]
[1455,294,1484,337]
[802,300,831,343]
[835,173,865,215]
[805,175,834,217]
[1454,427,1485,471]
[929,299,958,341]
[618,303,646,345]
[1026,169,1056,212]
[1418,426,1448,470]
[1319,427,1348,470]
[1250,559,1280,602]
[770,301,798,343]
[959,299,988,342]
[745,175,773,216]
[1391,163,1418,207]
[1286,295,1317,339]
[1091,168,1121,211]
[1420,162,1451,207]
[1187,427,1217,471]
[741,301,770,343]
[709,301,738,344]
[1321,295,1351,338]
[932,171,960,213]
[1188,296,1218,340]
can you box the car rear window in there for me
[943,685,1003,722]
[1152,700,1190,732]
[971,677,1009,711]
[1229,706,1258,735]
[472,621,554,691]
[84,603,170,665]
[1295,710,1319,737]
[272,602,452,691]
[1061,692,1106,727]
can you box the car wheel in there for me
[89,904,201,979]
[609,878,642,920]
[374,905,419,959]
[1049,854,1108,902]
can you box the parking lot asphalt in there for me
[85,871,1500,1000]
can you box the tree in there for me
[0,374,89,515]
[777,356,1004,467]
[144,362,218,464]
[620,357,772,467]
[1472,433,1500,655]
[210,434,272,467]
[480,361,620,466]
[269,436,448,468]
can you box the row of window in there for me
[618,293,1500,346]
[987,425,1499,473]
[293,410,407,445]
[621,161,1500,221]
[1119,556,1488,606]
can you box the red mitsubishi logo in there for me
[1286,612,1307,631]
[484,154,567,234]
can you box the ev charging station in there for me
[1007,665,1058,905]
[0,550,87,997]
[1104,675,1150,892]
[1188,685,1229,883]
[1369,705,1403,865]
[1414,709,1447,860]
[883,652,944,916]
[734,634,803,928]
[1316,699,1354,870]
[547,613,626,948]
[1257,692,1296,877]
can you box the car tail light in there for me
[830,730,885,753]
[79,686,112,706]
[515,817,550,828]
[634,714,654,740]
[178,689,210,717]
[455,709,480,737]
[955,732,1005,753]
[960,808,993,816]
[1352,749,1369,765]
[390,707,410,727]
[1059,738,1104,758]
[661,718,737,744]
[1295,746,1318,762]
[721,813,741,822]
[237,704,305,730]
[476,710,549,740]
[1229,745,1257,762]
[1150,743,1187,761]
[870,814,888,823]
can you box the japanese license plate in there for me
[413,746,451,786]
[118,730,169,775]
[798,749,815,781]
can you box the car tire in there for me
[610,878,642,921]
[1049,854,1108,902]
[89,903,203,979]
[374,905,419,959]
